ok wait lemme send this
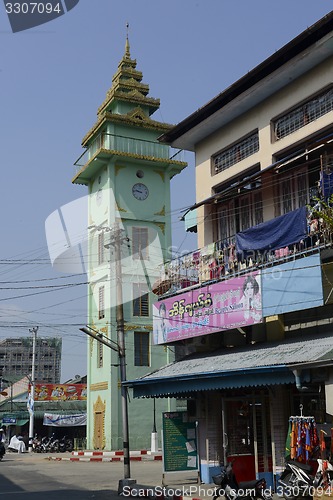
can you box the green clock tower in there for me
[72,36,186,451]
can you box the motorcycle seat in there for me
[287,460,313,472]
[238,480,262,490]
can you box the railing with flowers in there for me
[154,210,332,298]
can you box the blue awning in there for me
[127,366,294,398]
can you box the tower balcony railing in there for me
[74,132,183,171]
[155,212,333,298]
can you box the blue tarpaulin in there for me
[236,206,307,254]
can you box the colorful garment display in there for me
[285,416,319,463]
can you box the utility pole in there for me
[106,223,131,484]
[28,326,38,452]
[115,226,130,480]
[83,223,134,491]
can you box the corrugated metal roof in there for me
[142,335,333,381]
[126,335,333,397]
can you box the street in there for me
[0,452,200,500]
[0,452,161,499]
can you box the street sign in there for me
[2,417,16,424]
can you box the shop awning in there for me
[0,400,86,425]
[125,335,333,398]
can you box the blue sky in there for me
[0,1,331,381]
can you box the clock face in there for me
[132,183,149,200]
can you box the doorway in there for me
[222,396,272,483]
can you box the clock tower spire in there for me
[72,40,186,451]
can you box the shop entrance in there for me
[222,396,272,484]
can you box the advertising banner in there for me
[153,271,262,344]
[34,384,87,401]
[43,413,86,427]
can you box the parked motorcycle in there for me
[32,435,42,452]
[59,436,73,453]
[212,462,272,500]
[49,435,60,453]
[279,458,333,499]
[0,442,5,461]
[33,434,73,453]
[39,435,54,453]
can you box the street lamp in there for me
[80,326,135,492]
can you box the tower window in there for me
[98,232,105,265]
[98,286,105,319]
[133,283,149,316]
[134,332,150,366]
[97,337,103,368]
[132,227,149,260]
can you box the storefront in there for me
[0,399,87,445]
[126,334,333,487]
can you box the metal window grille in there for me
[213,132,259,175]
[133,283,149,316]
[134,332,150,366]
[98,286,105,319]
[98,232,104,265]
[274,88,333,140]
[132,227,149,259]
[97,338,103,368]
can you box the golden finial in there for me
[125,22,130,58]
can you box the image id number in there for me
[5,2,62,14]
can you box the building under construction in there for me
[0,337,62,384]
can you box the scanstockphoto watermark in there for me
[45,188,166,308]
[122,486,275,498]
[3,0,80,33]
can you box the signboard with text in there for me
[34,384,87,401]
[153,271,262,344]
[162,412,199,473]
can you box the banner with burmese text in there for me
[153,271,262,344]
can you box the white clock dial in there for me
[132,183,149,200]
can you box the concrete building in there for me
[0,337,61,384]
[127,11,333,487]
[72,37,186,450]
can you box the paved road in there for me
[0,451,201,499]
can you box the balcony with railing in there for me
[153,207,333,298]
[74,132,183,173]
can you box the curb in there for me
[47,450,163,462]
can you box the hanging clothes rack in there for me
[287,405,319,462]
